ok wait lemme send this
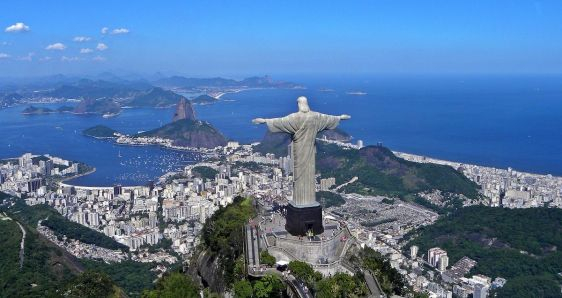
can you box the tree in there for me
[288,260,322,290]
[315,272,366,298]
[358,247,406,296]
[496,275,562,298]
[260,274,284,297]
[233,256,246,280]
[141,272,199,298]
[233,280,253,298]
[260,250,276,267]
[288,260,316,281]
[253,280,270,298]
[413,292,430,298]
[65,271,121,298]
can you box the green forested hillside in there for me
[125,87,185,107]
[0,215,83,297]
[316,191,346,208]
[83,125,119,138]
[316,143,479,199]
[4,199,128,251]
[255,135,478,199]
[0,193,154,297]
[138,119,227,148]
[407,206,562,298]
[201,196,256,285]
[192,166,219,180]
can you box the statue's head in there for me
[297,96,310,113]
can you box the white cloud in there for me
[39,56,52,61]
[96,43,108,51]
[5,22,30,33]
[17,52,34,61]
[61,56,80,62]
[0,53,9,59]
[111,28,129,35]
[101,27,109,34]
[1,41,10,46]
[92,55,106,61]
[80,48,93,54]
[45,43,66,50]
[73,36,91,42]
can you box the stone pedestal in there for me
[285,203,323,236]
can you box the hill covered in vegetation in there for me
[83,125,120,138]
[255,133,478,199]
[0,193,156,296]
[138,119,227,148]
[47,79,144,100]
[191,94,218,104]
[5,198,128,252]
[197,196,256,288]
[317,143,479,199]
[154,75,301,89]
[73,98,121,115]
[125,87,187,108]
[21,105,57,114]
[0,216,83,296]
[406,206,562,298]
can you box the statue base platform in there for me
[257,212,354,277]
[285,203,324,236]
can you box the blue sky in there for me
[0,0,561,77]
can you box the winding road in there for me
[15,221,26,269]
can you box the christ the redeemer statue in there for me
[253,96,350,236]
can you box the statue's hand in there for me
[339,114,351,120]
[252,118,266,124]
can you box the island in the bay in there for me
[83,97,226,148]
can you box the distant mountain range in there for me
[154,75,302,89]
[47,79,150,100]
[0,73,301,109]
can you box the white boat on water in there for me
[346,91,367,96]
[102,113,119,118]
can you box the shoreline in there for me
[393,150,562,180]
[59,167,97,184]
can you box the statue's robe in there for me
[266,111,340,206]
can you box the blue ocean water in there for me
[198,74,562,175]
[1,75,562,186]
[0,105,199,186]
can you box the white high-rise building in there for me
[428,247,448,267]
[410,245,419,259]
[88,212,100,227]
[474,283,489,298]
[438,255,449,271]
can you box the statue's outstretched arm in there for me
[339,114,351,120]
[252,118,267,124]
